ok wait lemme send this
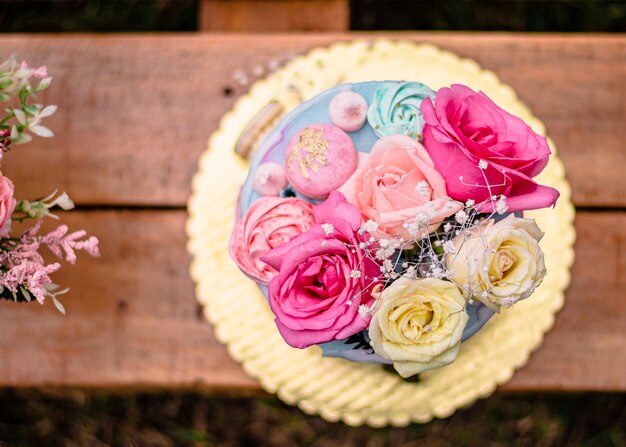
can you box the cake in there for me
[229,80,559,378]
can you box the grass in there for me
[0,390,625,446]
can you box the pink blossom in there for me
[229,197,314,284]
[0,173,16,238]
[0,221,99,304]
[339,134,462,238]
[421,84,559,212]
[262,192,382,348]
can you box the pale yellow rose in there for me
[368,277,469,378]
[445,215,546,312]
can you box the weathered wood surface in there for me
[0,34,624,392]
[0,211,624,392]
[199,0,349,32]
[0,34,624,207]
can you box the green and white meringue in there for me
[367,81,435,139]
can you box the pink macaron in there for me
[328,90,368,132]
[284,124,357,200]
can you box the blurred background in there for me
[1,0,625,32]
[1,1,625,446]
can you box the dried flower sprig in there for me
[0,56,99,313]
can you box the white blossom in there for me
[362,219,379,233]
[404,265,417,279]
[496,195,508,214]
[443,240,456,254]
[455,210,468,225]
[416,212,430,226]
[415,180,430,196]
[348,269,362,279]
[430,267,444,279]
[358,304,373,318]
[321,223,334,236]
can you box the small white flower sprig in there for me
[318,159,524,326]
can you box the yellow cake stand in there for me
[187,40,575,427]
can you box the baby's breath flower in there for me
[443,240,456,254]
[416,212,430,226]
[362,219,379,233]
[496,195,508,214]
[348,269,362,279]
[430,266,444,279]
[321,223,334,236]
[415,180,430,196]
[455,210,468,225]
[404,265,417,279]
[358,304,374,318]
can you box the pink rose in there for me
[0,173,16,238]
[339,134,462,238]
[421,84,559,212]
[229,197,314,285]
[262,192,382,348]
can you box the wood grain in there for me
[199,0,349,32]
[0,34,623,207]
[0,210,623,392]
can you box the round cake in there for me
[229,80,558,378]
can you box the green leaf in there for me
[20,286,32,303]
[34,77,52,92]
[18,87,29,105]
[52,296,66,315]
[30,125,53,138]
[13,108,26,125]
[24,104,39,115]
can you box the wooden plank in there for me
[0,34,623,207]
[0,209,624,392]
[0,210,257,390]
[199,0,349,32]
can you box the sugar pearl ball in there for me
[328,91,368,132]
[253,162,288,196]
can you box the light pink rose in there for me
[229,197,314,285]
[262,192,382,349]
[421,84,559,212]
[0,173,16,238]
[339,134,462,238]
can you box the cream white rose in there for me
[445,215,546,312]
[369,277,469,378]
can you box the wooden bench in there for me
[0,33,624,392]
